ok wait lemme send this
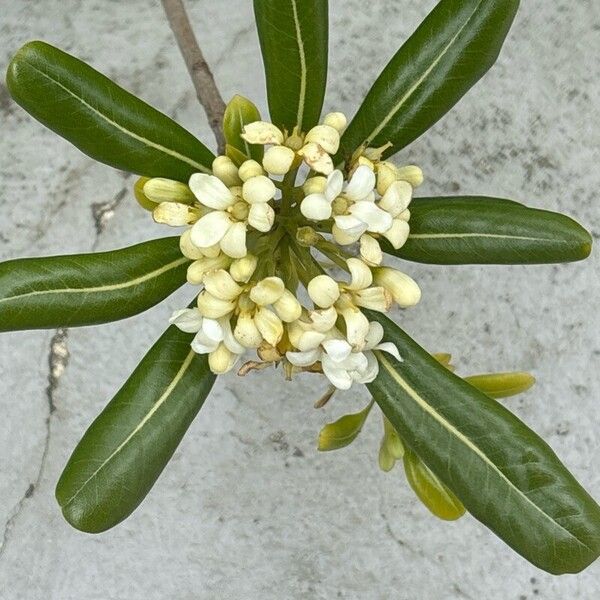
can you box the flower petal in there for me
[333,213,368,233]
[189,174,235,209]
[190,211,232,247]
[325,170,344,202]
[344,165,376,201]
[321,360,353,390]
[374,342,402,362]
[219,221,247,258]
[301,193,332,221]
[248,202,275,232]
[322,338,352,363]
[286,348,321,367]
[379,180,412,217]
[363,321,384,350]
[169,308,203,333]
[381,218,410,249]
[349,201,393,233]
[345,257,373,290]
[298,142,333,175]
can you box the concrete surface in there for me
[0,1,598,598]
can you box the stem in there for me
[161,0,226,153]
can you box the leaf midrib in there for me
[0,256,189,304]
[25,62,211,174]
[60,349,196,508]
[375,351,593,553]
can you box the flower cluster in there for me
[139,111,423,390]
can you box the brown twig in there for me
[161,0,226,153]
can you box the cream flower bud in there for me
[143,178,195,204]
[229,254,258,283]
[297,142,333,175]
[379,180,413,217]
[242,175,276,204]
[373,268,421,308]
[323,112,347,132]
[396,165,424,188]
[303,176,328,195]
[234,312,263,348]
[250,277,285,306]
[197,290,236,319]
[307,306,338,332]
[337,302,370,350]
[208,343,237,374]
[381,218,410,250]
[398,208,411,222]
[376,162,398,195]
[180,228,205,260]
[238,159,265,182]
[241,121,284,145]
[219,220,247,259]
[301,193,332,221]
[351,286,392,312]
[345,258,373,290]
[307,275,340,308]
[360,234,383,266]
[212,156,242,187]
[304,125,340,154]
[203,269,243,301]
[262,145,295,175]
[186,254,231,284]
[248,202,275,232]
[153,202,198,226]
[254,307,284,346]
[273,289,302,322]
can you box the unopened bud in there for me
[304,125,340,155]
[242,175,276,204]
[209,343,237,374]
[144,178,195,204]
[248,202,275,232]
[307,275,340,308]
[323,112,347,133]
[197,290,236,319]
[376,162,398,195]
[238,159,265,182]
[254,307,284,346]
[153,202,198,226]
[360,234,383,266]
[396,165,424,188]
[241,121,284,145]
[134,177,155,211]
[229,200,249,221]
[373,267,421,308]
[303,176,327,195]
[212,156,242,187]
[229,254,258,283]
[203,269,243,301]
[273,289,302,322]
[250,277,285,306]
[298,142,333,175]
[234,312,263,348]
[296,226,322,247]
[351,286,392,312]
[379,180,412,217]
[180,228,205,260]
[186,254,231,284]
[262,145,295,175]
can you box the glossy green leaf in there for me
[365,311,600,574]
[403,448,466,521]
[465,372,535,399]
[223,94,264,163]
[337,0,519,162]
[56,323,215,533]
[254,0,328,133]
[386,196,592,264]
[0,237,189,331]
[318,400,373,451]
[6,41,213,181]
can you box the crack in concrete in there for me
[0,179,129,562]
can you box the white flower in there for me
[286,322,400,390]
[300,170,343,221]
[188,173,276,258]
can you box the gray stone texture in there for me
[0,1,598,598]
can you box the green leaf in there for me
[223,95,264,163]
[56,322,215,532]
[318,400,374,451]
[0,237,189,331]
[386,196,592,264]
[365,311,600,575]
[403,448,466,521]
[337,0,520,162]
[6,41,213,181]
[465,372,536,399]
[254,0,328,133]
